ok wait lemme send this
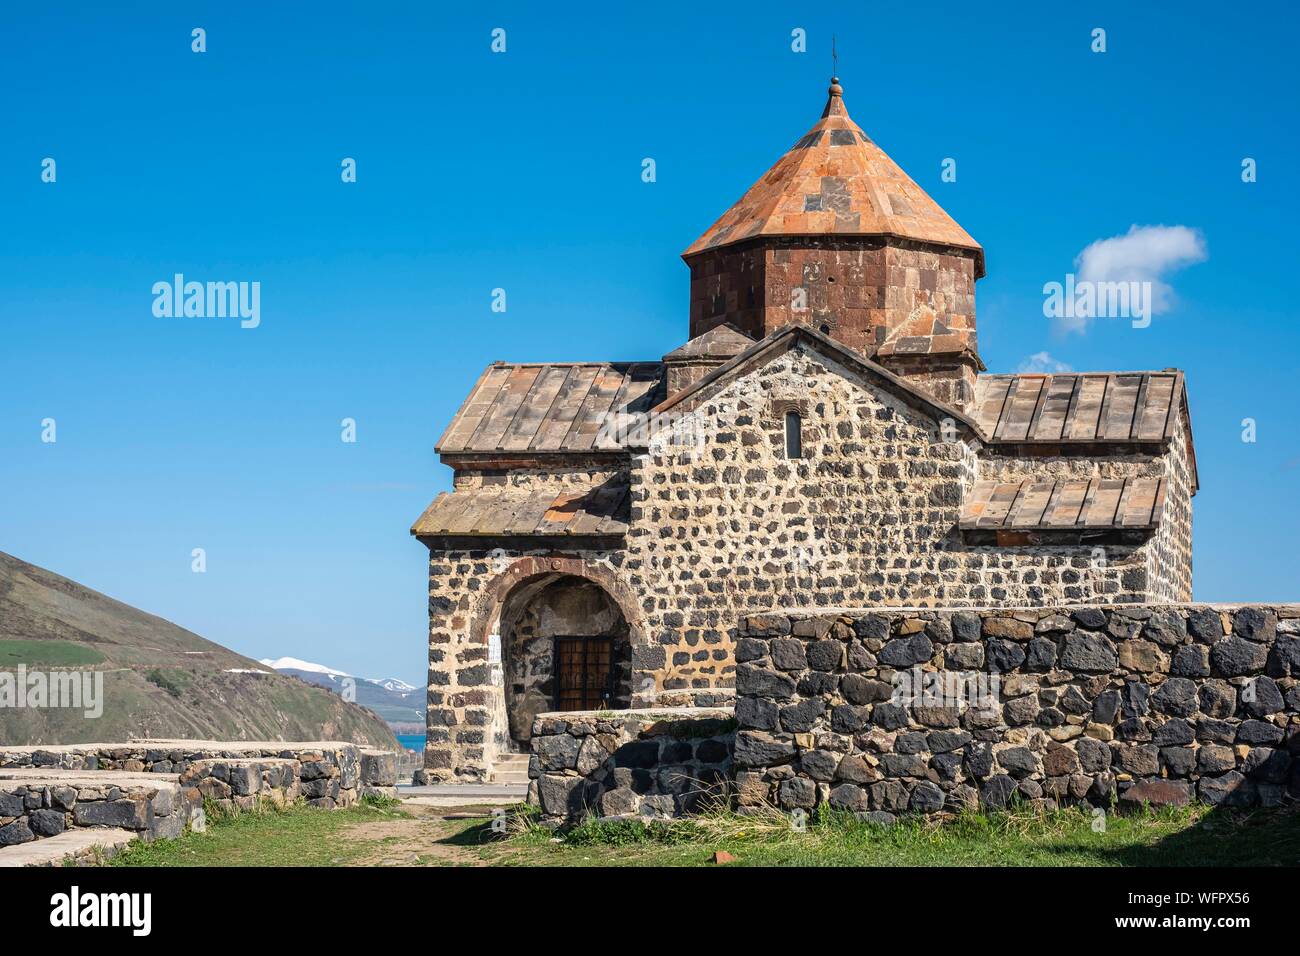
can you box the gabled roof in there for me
[433,337,1197,485]
[683,78,984,276]
[960,476,1166,533]
[411,478,629,538]
[655,323,984,437]
[663,323,755,361]
[437,362,664,455]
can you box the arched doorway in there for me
[493,574,633,753]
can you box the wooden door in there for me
[554,637,613,710]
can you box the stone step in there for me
[0,828,137,867]
[399,782,528,807]
[491,771,530,784]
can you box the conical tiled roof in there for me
[683,78,983,275]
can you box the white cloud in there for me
[1054,224,1207,333]
[1017,351,1073,374]
[1076,224,1206,296]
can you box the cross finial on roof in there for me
[826,36,843,111]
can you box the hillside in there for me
[0,551,397,749]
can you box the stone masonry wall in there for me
[1,741,399,860]
[687,238,978,364]
[629,344,1187,697]
[1,770,201,848]
[526,707,734,825]
[0,741,398,807]
[1148,414,1195,602]
[734,605,1299,821]
[451,464,625,495]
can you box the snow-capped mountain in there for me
[259,656,423,726]
[259,656,351,678]
[371,677,417,693]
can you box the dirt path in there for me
[339,802,511,866]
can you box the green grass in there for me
[489,803,1300,867]
[105,796,1300,868]
[111,799,409,867]
[144,667,192,698]
[0,638,106,667]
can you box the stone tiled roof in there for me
[411,480,630,538]
[437,362,664,455]
[662,323,755,361]
[682,78,983,274]
[960,476,1166,532]
[973,372,1186,444]
[434,339,1197,507]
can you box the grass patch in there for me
[486,803,1300,867]
[0,638,105,667]
[112,800,409,867]
[360,793,404,811]
[144,667,192,698]
[104,797,1300,868]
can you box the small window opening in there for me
[785,410,803,459]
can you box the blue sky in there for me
[2,2,1297,686]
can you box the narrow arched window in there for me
[784,410,802,459]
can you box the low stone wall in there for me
[0,740,401,859]
[0,740,399,807]
[735,605,1299,820]
[0,769,199,847]
[527,708,734,824]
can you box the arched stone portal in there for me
[421,553,648,782]
[493,575,632,752]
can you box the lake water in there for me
[396,734,425,752]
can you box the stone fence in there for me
[0,740,398,804]
[525,605,1300,826]
[527,708,734,824]
[0,740,399,862]
[1,768,200,848]
[735,605,1299,821]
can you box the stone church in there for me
[412,78,1197,781]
